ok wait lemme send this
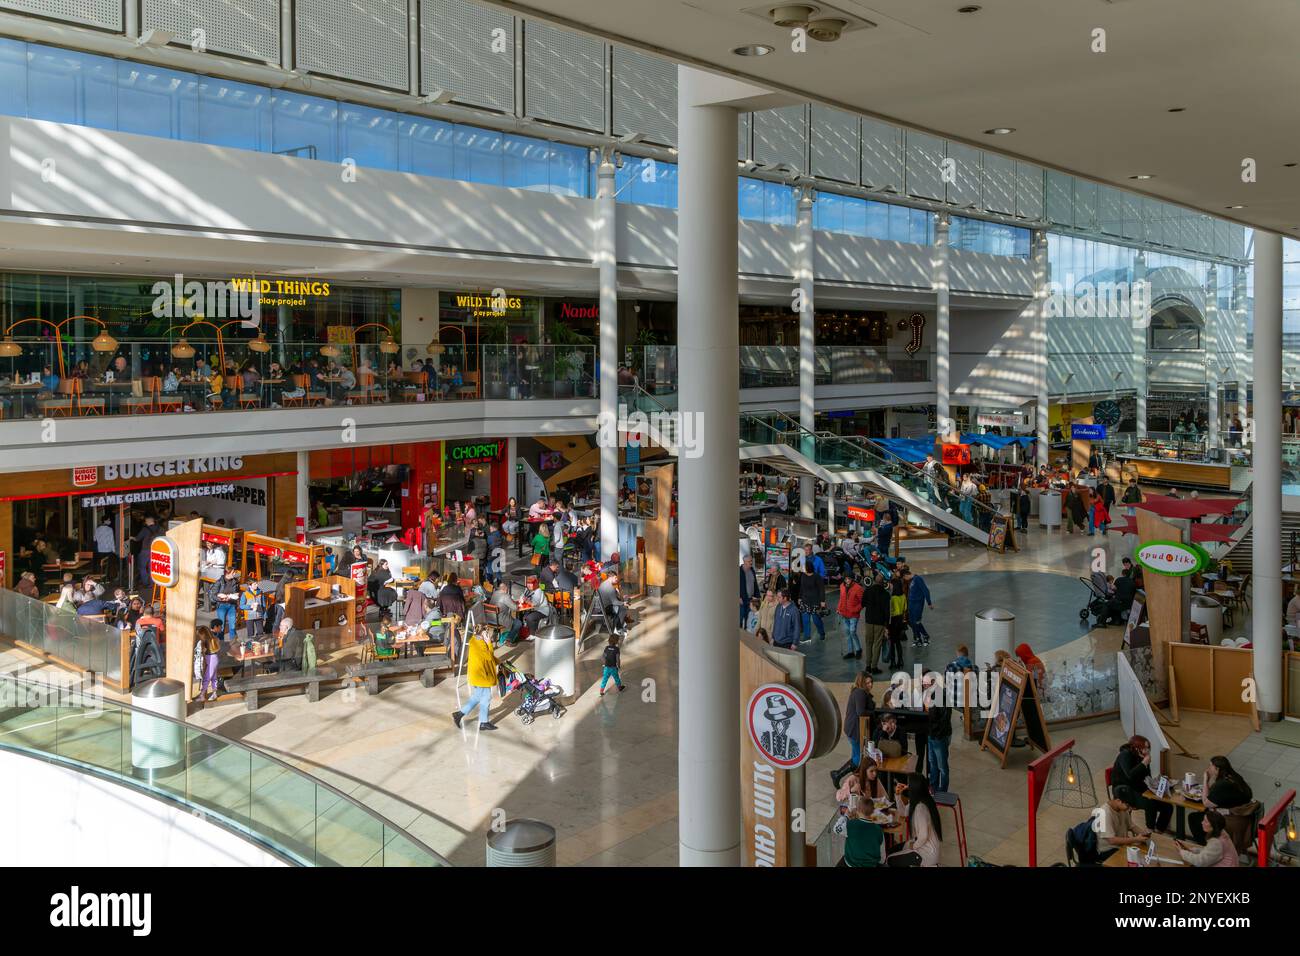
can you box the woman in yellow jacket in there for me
[452,630,500,731]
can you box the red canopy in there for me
[1113,518,1242,544]
[1134,494,1242,520]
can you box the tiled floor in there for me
[0,512,1283,866]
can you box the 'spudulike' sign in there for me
[1135,540,1205,577]
[148,535,180,588]
[746,683,814,770]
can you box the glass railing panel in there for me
[247,752,321,864]
[316,787,387,866]
[55,704,126,778]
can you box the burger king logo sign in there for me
[148,536,180,588]
[1134,540,1208,578]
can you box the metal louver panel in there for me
[943,141,980,208]
[860,117,903,192]
[738,113,751,161]
[1121,190,1143,240]
[981,152,1015,215]
[420,0,513,112]
[142,0,281,63]
[753,105,806,171]
[1,0,122,31]
[1015,161,1043,220]
[296,0,409,91]
[612,46,676,146]
[904,130,944,201]
[1045,170,1072,225]
[523,19,606,132]
[809,104,857,184]
[1098,184,1123,236]
[1073,178,1097,230]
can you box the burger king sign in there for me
[1134,540,1208,578]
[148,535,180,589]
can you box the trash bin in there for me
[1190,595,1224,645]
[1038,491,1062,528]
[533,625,576,699]
[975,608,1015,669]
[130,677,185,781]
[486,818,556,867]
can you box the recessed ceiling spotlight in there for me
[1129,174,1155,180]
[1285,163,1298,168]
[733,43,774,56]
[1225,204,1245,209]
[958,4,982,12]
[983,127,1015,135]
[1167,107,1186,113]
[770,5,818,27]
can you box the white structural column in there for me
[934,213,951,438]
[295,450,310,543]
[1033,230,1050,467]
[596,149,620,561]
[796,187,816,519]
[676,66,742,865]
[1252,230,1284,721]
[1132,251,1149,440]
[1205,266,1220,449]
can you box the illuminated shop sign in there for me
[446,440,505,465]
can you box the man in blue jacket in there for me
[771,589,800,649]
[904,570,933,647]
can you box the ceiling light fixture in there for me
[1225,204,1245,209]
[1129,174,1154,180]
[983,127,1015,135]
[1286,163,1298,168]
[958,4,982,12]
[1167,107,1186,113]
[770,4,817,27]
[806,17,848,41]
[733,43,774,56]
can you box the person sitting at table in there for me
[1091,785,1151,863]
[836,753,886,805]
[205,365,224,409]
[108,355,132,383]
[887,773,942,867]
[71,576,103,607]
[13,570,39,599]
[871,711,909,758]
[437,572,466,620]
[273,617,303,672]
[841,799,887,868]
[1110,734,1173,833]
[240,362,260,396]
[38,364,59,397]
[1175,810,1239,867]
[136,602,165,638]
[596,572,629,633]
[53,579,77,610]
[1187,756,1254,845]
[521,581,552,635]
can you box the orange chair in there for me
[457,370,479,400]
[37,380,75,418]
[74,378,105,416]
[403,371,428,402]
[123,376,160,415]
[157,383,183,414]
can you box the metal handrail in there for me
[0,671,449,867]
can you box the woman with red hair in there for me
[1111,734,1173,833]
[1013,642,1046,687]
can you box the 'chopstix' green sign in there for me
[446,440,505,465]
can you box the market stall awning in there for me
[1112,517,1242,544]
[872,437,935,463]
[1134,494,1243,520]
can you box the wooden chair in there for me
[299,373,326,407]
[123,376,160,415]
[347,370,378,405]
[457,370,479,400]
[281,375,305,408]
[38,380,75,418]
[73,379,105,416]
[238,389,260,410]
[1213,580,1238,628]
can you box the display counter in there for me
[1116,455,1239,491]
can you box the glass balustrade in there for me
[0,341,597,421]
[0,667,449,866]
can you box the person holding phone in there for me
[1174,811,1238,867]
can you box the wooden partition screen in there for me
[1169,642,1260,729]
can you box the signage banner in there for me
[72,456,246,488]
[1135,540,1206,577]
[941,443,971,466]
[148,535,179,588]
[977,412,1024,428]
[81,482,236,509]
[1070,423,1107,441]
[846,505,877,522]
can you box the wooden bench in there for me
[225,666,341,711]
[346,652,452,696]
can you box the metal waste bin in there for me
[975,607,1015,669]
[533,625,576,699]
[1190,595,1224,645]
[1038,491,1062,528]
[130,677,185,780]
[486,818,556,867]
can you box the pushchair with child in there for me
[500,659,568,724]
[1077,576,1113,626]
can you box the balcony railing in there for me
[632,345,931,393]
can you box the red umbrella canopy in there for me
[1190,523,1242,544]
[1134,494,1242,520]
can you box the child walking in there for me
[600,634,627,696]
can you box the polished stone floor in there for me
[0,514,1271,867]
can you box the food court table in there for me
[1102,831,1188,867]
[0,380,43,418]
[1142,786,1204,839]
[86,380,135,414]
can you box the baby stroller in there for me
[501,659,568,724]
[1077,576,1112,627]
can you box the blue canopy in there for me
[960,432,1037,451]
[872,437,935,463]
